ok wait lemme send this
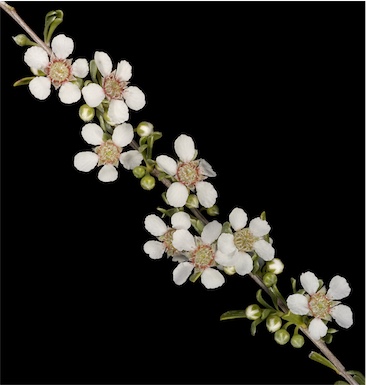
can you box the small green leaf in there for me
[261,308,273,320]
[139,144,148,153]
[250,318,263,336]
[13,76,35,87]
[89,60,99,84]
[220,310,247,321]
[291,277,297,293]
[334,381,349,384]
[347,371,365,385]
[44,10,64,44]
[282,311,306,326]
[152,131,162,141]
[256,289,275,310]
[221,221,233,234]
[309,351,339,374]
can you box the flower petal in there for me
[144,214,168,237]
[174,134,195,162]
[94,51,113,77]
[330,304,353,328]
[82,83,105,107]
[81,123,104,145]
[172,261,194,285]
[51,34,74,59]
[171,211,191,230]
[327,275,351,300]
[172,229,195,252]
[300,271,320,295]
[97,164,118,182]
[229,207,248,231]
[201,268,225,289]
[156,155,177,176]
[253,239,275,261]
[108,99,129,124]
[116,59,132,81]
[72,58,89,78]
[233,252,253,276]
[58,82,81,104]
[123,86,146,110]
[287,294,309,315]
[196,181,218,208]
[166,182,189,207]
[249,217,271,237]
[217,233,236,255]
[199,159,216,177]
[28,76,51,100]
[308,318,328,340]
[112,123,134,147]
[24,46,49,70]
[74,151,98,172]
[215,250,235,266]
[120,150,143,170]
[143,240,165,260]
[201,220,222,245]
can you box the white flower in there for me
[143,211,191,261]
[156,134,218,208]
[172,220,225,289]
[287,271,353,340]
[24,34,88,104]
[216,207,274,275]
[73,122,143,182]
[81,51,146,124]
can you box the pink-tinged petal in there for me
[94,51,112,77]
[202,220,222,245]
[143,240,165,260]
[108,99,129,124]
[196,181,218,208]
[215,249,235,266]
[112,123,134,147]
[308,318,328,340]
[28,76,51,100]
[24,46,49,70]
[201,268,225,289]
[233,252,253,276]
[249,217,271,237]
[173,262,194,285]
[229,207,248,231]
[172,229,195,252]
[116,59,132,81]
[156,155,177,176]
[174,134,195,162]
[82,83,105,107]
[287,294,309,315]
[171,212,191,230]
[253,239,275,261]
[74,151,98,172]
[217,233,236,255]
[51,34,74,59]
[58,82,81,104]
[327,275,351,300]
[300,271,320,295]
[330,304,353,328]
[144,214,168,237]
[120,150,143,170]
[123,86,146,111]
[81,123,104,145]
[97,164,118,182]
[199,159,216,177]
[72,58,89,78]
[166,182,189,208]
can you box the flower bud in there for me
[185,194,199,209]
[79,104,95,122]
[245,304,262,320]
[266,315,282,333]
[136,121,154,137]
[133,166,146,179]
[291,334,305,348]
[263,272,277,287]
[274,329,290,345]
[12,34,36,47]
[140,174,155,190]
[206,205,219,216]
[224,266,236,276]
[266,258,284,274]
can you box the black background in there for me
[1,1,365,384]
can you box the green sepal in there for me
[139,144,148,153]
[220,310,247,321]
[89,60,99,84]
[327,328,338,334]
[102,133,112,141]
[256,289,275,310]
[139,136,147,146]
[189,271,202,283]
[221,221,233,234]
[152,131,162,141]
[323,333,333,344]
[347,371,365,385]
[282,311,306,326]
[291,277,297,293]
[309,351,339,374]
[250,318,263,336]
[157,172,170,181]
[156,207,180,218]
[252,257,261,275]
[13,76,35,87]
[44,10,64,45]
[190,218,204,235]
[261,308,273,320]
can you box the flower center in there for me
[159,229,178,256]
[176,160,201,189]
[308,292,331,319]
[234,228,258,252]
[95,140,122,167]
[103,72,126,100]
[190,244,215,270]
[46,59,72,87]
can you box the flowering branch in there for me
[1,2,364,385]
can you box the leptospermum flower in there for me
[287,271,353,340]
[216,207,275,274]
[143,211,191,261]
[73,122,143,182]
[156,134,218,208]
[81,51,146,124]
[172,220,225,289]
[23,34,89,103]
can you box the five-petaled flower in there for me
[23,34,89,103]
[81,51,146,125]
[216,207,275,275]
[172,220,225,289]
[286,271,353,340]
[73,122,143,182]
[156,134,218,208]
[143,211,191,261]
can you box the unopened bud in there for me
[133,166,146,179]
[136,121,154,137]
[140,174,155,190]
[267,258,284,274]
[224,266,236,275]
[12,34,36,47]
[291,334,305,348]
[185,194,199,209]
[266,315,282,332]
[263,272,277,287]
[206,204,219,216]
[79,104,95,122]
[274,329,290,345]
[245,304,262,320]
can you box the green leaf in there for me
[309,351,339,374]
[220,310,247,321]
[44,10,64,45]
[221,221,233,234]
[347,371,365,385]
[89,60,99,84]
[250,318,263,336]
[282,311,306,326]
[13,76,35,87]
[334,381,350,385]
[152,131,162,141]
[261,308,273,320]
[291,277,297,293]
[139,144,148,153]
[256,289,275,310]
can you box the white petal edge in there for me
[28,76,51,100]
[143,240,165,260]
[201,220,222,245]
[201,268,225,289]
[229,207,248,231]
[308,318,328,340]
[24,46,49,70]
[120,150,143,170]
[233,252,253,276]
[58,82,81,104]
[72,58,89,78]
[97,164,118,182]
[108,99,129,124]
[330,304,353,328]
[173,262,194,285]
[196,181,218,208]
[174,134,195,162]
[166,182,189,208]
[253,239,275,261]
[51,34,74,59]
[74,151,98,172]
[217,233,236,255]
[286,293,309,315]
[81,123,104,145]
[94,51,113,77]
[156,155,177,176]
[123,86,146,111]
[82,83,105,107]
[199,159,216,177]
[249,217,271,237]
[144,214,168,237]
[171,211,191,230]
[327,275,351,300]
[112,123,134,147]
[172,229,196,252]
[300,271,320,295]
[116,59,132,81]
